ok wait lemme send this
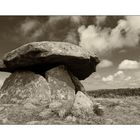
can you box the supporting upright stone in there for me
[71,91,94,118]
[45,65,75,117]
[68,71,86,94]
[0,71,51,106]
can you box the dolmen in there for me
[0,41,100,124]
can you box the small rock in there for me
[49,101,62,111]
[65,116,77,122]
[49,101,67,118]
[39,109,54,119]
[115,106,122,110]
[23,102,37,109]
[105,119,115,125]
[71,91,94,118]
[2,118,9,123]
[49,101,74,118]
[93,103,104,116]
[26,121,41,125]
[0,106,5,112]
[58,109,67,118]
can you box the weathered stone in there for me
[2,41,99,80]
[0,71,51,106]
[71,91,94,118]
[65,115,77,122]
[93,103,104,116]
[45,65,75,117]
[49,101,63,111]
[105,119,115,125]
[68,71,86,93]
[26,121,41,125]
[39,108,55,119]
[23,102,38,110]
[0,59,7,71]
[0,106,4,112]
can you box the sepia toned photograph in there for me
[0,16,140,125]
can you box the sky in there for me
[0,16,140,90]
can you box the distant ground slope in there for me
[86,88,140,124]
[87,88,140,98]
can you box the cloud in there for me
[124,76,132,81]
[119,49,127,53]
[97,59,113,68]
[46,16,69,26]
[101,70,140,89]
[109,19,139,48]
[78,25,110,55]
[134,71,140,78]
[18,16,84,43]
[29,27,44,40]
[93,73,101,79]
[83,70,140,90]
[114,70,124,77]
[64,29,79,44]
[126,16,140,31]
[18,18,45,41]
[118,59,140,70]
[102,75,114,82]
[20,19,40,36]
[129,82,138,86]
[70,16,83,25]
[17,16,140,56]
[102,70,125,82]
[96,16,107,26]
[78,16,140,56]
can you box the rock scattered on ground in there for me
[71,91,94,118]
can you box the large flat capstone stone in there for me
[1,41,99,80]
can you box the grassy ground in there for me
[24,96,140,125]
[1,88,140,124]
[92,96,140,124]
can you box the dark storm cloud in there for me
[0,16,125,59]
[0,16,95,58]
[17,16,84,42]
